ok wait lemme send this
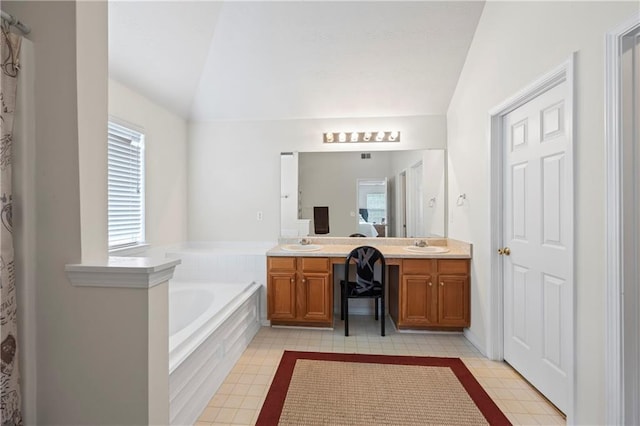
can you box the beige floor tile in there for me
[246,384,267,397]
[240,395,263,410]
[230,383,251,396]
[237,374,255,385]
[223,395,245,409]
[231,409,255,425]
[512,412,541,425]
[198,406,221,422]
[533,413,565,425]
[252,375,271,385]
[208,394,228,407]
[214,408,237,423]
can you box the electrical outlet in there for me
[257,211,263,221]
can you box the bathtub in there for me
[169,280,261,425]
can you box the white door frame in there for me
[488,54,575,420]
[605,13,640,425]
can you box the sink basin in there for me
[403,246,450,254]
[281,244,323,252]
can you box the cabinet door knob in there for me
[290,278,294,283]
[428,282,432,286]
[440,282,444,286]
[302,278,306,283]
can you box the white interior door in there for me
[502,81,572,413]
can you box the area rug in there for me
[256,351,511,426]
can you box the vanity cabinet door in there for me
[299,272,332,322]
[400,274,437,326]
[398,258,470,330]
[437,274,470,327]
[267,256,333,326]
[268,272,297,320]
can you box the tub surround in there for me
[266,237,472,331]
[169,281,260,426]
[166,245,264,425]
[65,256,181,288]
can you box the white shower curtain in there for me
[0,27,23,426]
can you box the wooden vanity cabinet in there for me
[398,258,470,330]
[267,256,333,326]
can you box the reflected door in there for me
[357,178,388,237]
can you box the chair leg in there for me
[344,287,349,337]
[374,298,379,320]
[344,299,349,337]
[381,294,385,337]
[340,284,344,320]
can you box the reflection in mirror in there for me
[357,178,388,237]
[281,149,446,237]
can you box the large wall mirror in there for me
[280,149,446,238]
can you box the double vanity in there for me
[266,237,472,332]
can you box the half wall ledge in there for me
[65,256,181,288]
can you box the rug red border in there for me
[255,351,511,426]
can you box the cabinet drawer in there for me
[403,259,435,274]
[438,259,469,274]
[300,257,330,272]
[268,256,296,271]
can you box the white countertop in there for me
[267,237,472,259]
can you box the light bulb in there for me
[376,131,385,142]
[325,133,334,143]
[389,131,398,141]
[350,132,359,142]
[363,132,372,141]
[339,132,347,142]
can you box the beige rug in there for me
[256,351,511,426]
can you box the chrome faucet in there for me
[414,239,428,247]
[299,238,311,246]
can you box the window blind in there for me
[108,121,145,249]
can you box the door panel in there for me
[438,275,469,327]
[401,275,436,325]
[503,81,571,413]
[300,273,332,322]
[269,273,296,320]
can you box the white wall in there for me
[5,2,171,424]
[446,1,639,423]
[109,79,188,247]
[188,115,446,241]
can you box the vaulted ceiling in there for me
[109,1,485,121]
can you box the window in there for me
[108,121,145,250]
[366,193,386,224]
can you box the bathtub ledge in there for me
[65,256,181,288]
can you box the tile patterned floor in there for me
[195,317,565,426]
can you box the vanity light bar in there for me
[323,131,400,143]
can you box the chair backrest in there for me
[349,233,367,237]
[344,246,386,295]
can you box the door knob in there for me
[498,247,511,256]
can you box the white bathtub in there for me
[168,281,261,425]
